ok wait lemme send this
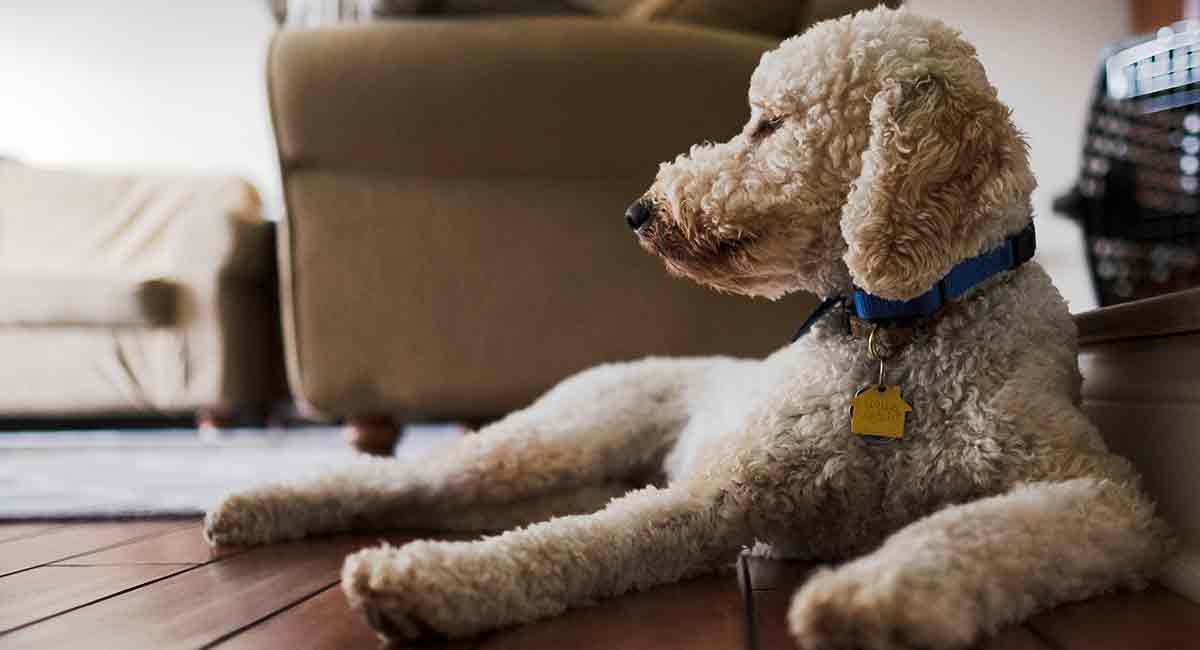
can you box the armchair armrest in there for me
[268,17,778,179]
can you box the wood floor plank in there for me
[14,527,1193,650]
[1028,586,1200,650]
[0,520,189,577]
[214,584,476,650]
[749,587,1053,650]
[0,531,434,650]
[744,555,1055,650]
[220,559,740,650]
[51,523,228,565]
[0,564,191,632]
[0,523,66,544]
[971,626,1056,650]
[478,573,744,650]
[751,588,798,650]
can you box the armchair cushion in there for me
[622,0,801,38]
[575,0,891,39]
[370,0,587,15]
[269,18,777,179]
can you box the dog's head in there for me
[628,7,1035,301]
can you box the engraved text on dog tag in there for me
[850,385,912,439]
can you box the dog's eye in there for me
[751,116,785,140]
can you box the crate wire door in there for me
[1059,18,1200,305]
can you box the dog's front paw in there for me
[341,543,459,643]
[203,489,311,547]
[788,565,976,650]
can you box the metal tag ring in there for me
[867,325,893,361]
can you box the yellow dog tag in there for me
[850,385,912,439]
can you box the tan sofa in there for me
[269,3,885,451]
[0,161,286,419]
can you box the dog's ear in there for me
[840,64,1035,301]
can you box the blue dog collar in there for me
[850,223,1036,323]
[790,224,1036,342]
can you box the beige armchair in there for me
[0,161,286,419]
[268,9,880,452]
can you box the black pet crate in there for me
[1056,20,1200,306]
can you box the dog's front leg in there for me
[204,358,711,546]
[788,478,1169,650]
[341,481,746,642]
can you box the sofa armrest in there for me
[163,178,273,282]
[268,17,778,180]
[0,160,269,280]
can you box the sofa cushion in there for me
[0,274,179,328]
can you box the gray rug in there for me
[0,425,461,520]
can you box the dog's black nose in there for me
[625,199,655,231]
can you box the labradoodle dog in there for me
[205,7,1169,648]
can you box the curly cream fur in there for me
[205,7,1168,649]
[640,7,1035,300]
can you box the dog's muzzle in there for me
[625,198,655,231]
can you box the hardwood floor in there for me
[0,520,1196,649]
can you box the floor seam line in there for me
[0,534,254,638]
[0,521,200,579]
[737,554,760,650]
[47,562,200,567]
[199,579,342,649]
[0,564,198,637]
[0,524,72,546]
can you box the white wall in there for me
[0,1,281,216]
[909,0,1132,312]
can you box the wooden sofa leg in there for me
[346,416,402,456]
[197,408,237,435]
[197,407,270,434]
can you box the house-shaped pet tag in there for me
[850,384,912,440]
